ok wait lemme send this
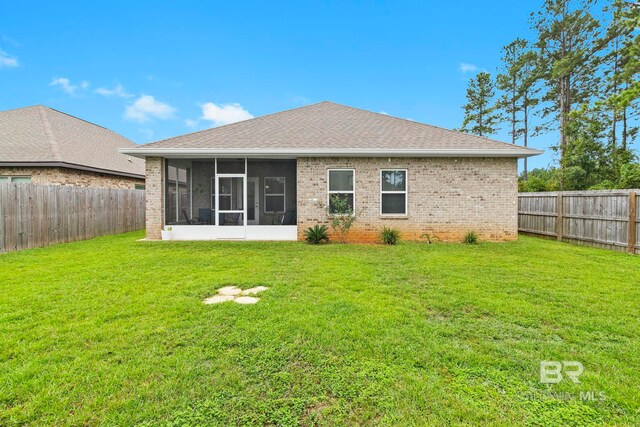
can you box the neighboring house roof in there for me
[0,105,145,178]
[121,101,542,158]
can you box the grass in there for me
[1,232,639,426]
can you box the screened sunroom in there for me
[163,158,297,240]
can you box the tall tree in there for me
[460,72,500,137]
[530,0,602,167]
[602,0,640,155]
[496,39,540,179]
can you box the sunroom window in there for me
[381,170,407,215]
[328,169,354,214]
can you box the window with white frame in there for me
[381,170,407,215]
[328,169,355,214]
[0,176,31,183]
[264,177,285,213]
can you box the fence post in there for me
[629,191,637,254]
[556,192,563,242]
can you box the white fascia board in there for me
[119,147,544,159]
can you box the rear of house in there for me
[0,105,145,188]
[122,102,541,242]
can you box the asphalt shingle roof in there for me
[137,101,539,156]
[0,105,145,177]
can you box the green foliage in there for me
[619,163,640,188]
[519,168,561,192]
[420,233,439,244]
[465,0,640,191]
[380,227,400,245]
[326,194,362,243]
[463,230,479,244]
[1,232,640,425]
[303,224,329,244]
[496,39,540,144]
[460,72,501,136]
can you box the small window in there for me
[328,169,355,214]
[134,184,145,190]
[381,170,407,215]
[0,176,31,183]
[264,177,285,213]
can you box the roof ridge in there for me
[43,106,110,131]
[37,106,63,161]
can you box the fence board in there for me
[0,183,145,253]
[519,190,640,254]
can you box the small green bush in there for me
[380,227,400,245]
[420,233,438,244]
[304,224,329,244]
[463,230,479,244]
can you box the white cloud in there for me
[125,95,176,122]
[0,50,18,68]
[50,77,89,95]
[95,83,133,98]
[185,118,199,129]
[379,111,388,115]
[459,63,480,74]
[200,102,253,127]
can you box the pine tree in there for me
[460,72,500,137]
[496,39,540,180]
[530,0,602,167]
[602,0,640,155]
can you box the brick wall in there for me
[145,157,164,240]
[296,157,518,243]
[0,166,143,189]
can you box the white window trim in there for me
[264,177,286,213]
[380,169,408,216]
[327,168,355,215]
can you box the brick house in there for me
[121,102,541,242]
[0,105,145,188]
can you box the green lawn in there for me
[1,233,639,426]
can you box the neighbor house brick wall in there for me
[0,166,143,189]
[296,157,518,243]
[145,157,164,240]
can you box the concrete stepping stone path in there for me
[203,286,268,304]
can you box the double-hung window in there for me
[381,170,407,215]
[328,169,355,214]
[264,177,286,213]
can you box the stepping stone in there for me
[203,295,235,304]
[234,296,260,305]
[218,286,242,296]
[241,286,269,295]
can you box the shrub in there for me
[304,224,329,244]
[420,233,438,244]
[326,194,363,243]
[463,230,479,244]
[380,227,400,245]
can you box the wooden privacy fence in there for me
[0,183,145,253]
[518,189,639,254]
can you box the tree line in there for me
[459,0,640,191]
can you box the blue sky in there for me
[0,1,557,170]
